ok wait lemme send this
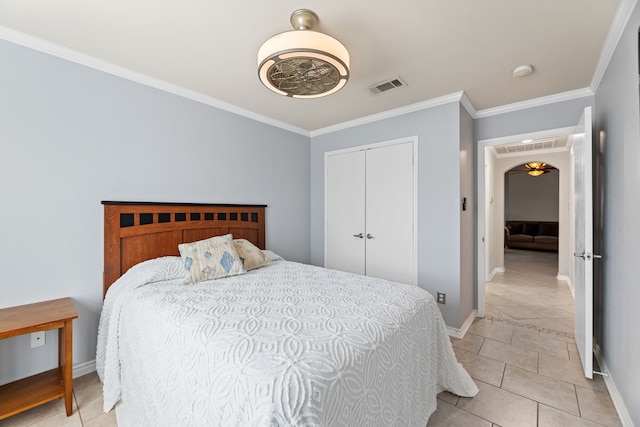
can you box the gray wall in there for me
[505,169,560,221]
[310,102,474,328]
[475,97,594,142]
[593,3,640,423]
[0,39,310,385]
[459,105,476,326]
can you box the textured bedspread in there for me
[96,257,477,427]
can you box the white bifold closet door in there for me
[325,141,415,285]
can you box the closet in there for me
[324,139,416,285]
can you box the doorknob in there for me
[366,234,375,239]
[574,252,602,260]
[353,233,364,238]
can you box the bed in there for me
[96,202,477,426]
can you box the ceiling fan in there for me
[508,162,556,177]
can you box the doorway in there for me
[476,127,575,321]
[485,163,572,334]
[477,107,595,379]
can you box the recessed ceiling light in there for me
[512,64,534,78]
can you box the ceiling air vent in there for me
[369,77,407,95]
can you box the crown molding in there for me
[3,0,634,137]
[590,0,638,93]
[311,91,465,137]
[474,0,637,123]
[474,88,594,119]
[0,25,311,137]
[459,92,477,118]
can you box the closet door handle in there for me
[353,233,364,238]
[366,234,375,239]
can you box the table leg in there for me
[59,321,73,416]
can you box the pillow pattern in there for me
[233,239,270,270]
[178,234,246,283]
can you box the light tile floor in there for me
[0,371,115,427]
[0,249,621,426]
[428,248,621,427]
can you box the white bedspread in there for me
[96,257,477,427]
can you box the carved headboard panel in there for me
[102,201,266,297]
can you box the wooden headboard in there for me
[102,201,266,297]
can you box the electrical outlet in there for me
[436,292,446,304]
[31,331,45,348]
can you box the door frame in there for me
[324,136,419,285]
[476,126,575,316]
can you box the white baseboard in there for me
[557,275,575,298]
[73,359,96,379]
[487,267,505,282]
[594,345,633,427]
[447,310,478,339]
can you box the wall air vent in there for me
[369,77,407,95]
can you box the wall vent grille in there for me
[369,77,407,95]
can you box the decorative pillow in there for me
[233,239,270,270]
[178,234,246,283]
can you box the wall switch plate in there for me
[31,331,45,348]
[436,292,446,304]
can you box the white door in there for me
[365,142,415,285]
[325,150,366,275]
[573,106,594,379]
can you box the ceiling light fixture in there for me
[525,162,546,176]
[526,162,544,169]
[258,9,350,98]
[512,64,534,78]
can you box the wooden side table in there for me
[0,297,78,420]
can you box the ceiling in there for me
[0,0,621,133]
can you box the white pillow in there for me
[262,250,284,262]
[178,234,246,283]
[233,239,270,271]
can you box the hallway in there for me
[485,248,574,336]
[428,248,621,426]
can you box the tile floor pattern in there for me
[428,249,621,427]
[0,249,621,427]
[0,371,115,427]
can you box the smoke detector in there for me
[512,64,534,77]
[369,77,407,95]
